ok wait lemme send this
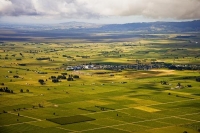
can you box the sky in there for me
[0,0,200,24]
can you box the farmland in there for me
[0,34,200,133]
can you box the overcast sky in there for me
[0,0,200,24]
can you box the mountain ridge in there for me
[0,20,200,32]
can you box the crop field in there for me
[0,35,200,133]
[47,115,95,125]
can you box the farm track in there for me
[8,112,42,121]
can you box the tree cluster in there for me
[18,64,26,66]
[50,75,66,83]
[0,87,14,93]
[36,57,50,60]
[49,74,79,83]
[57,75,67,79]
[13,75,19,78]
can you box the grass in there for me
[0,113,35,126]
[157,117,194,125]
[59,122,101,131]
[136,120,171,128]
[0,123,42,133]
[81,127,130,133]
[0,104,32,112]
[22,127,71,133]
[133,106,161,112]
[146,126,200,133]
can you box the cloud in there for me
[0,0,200,20]
[82,0,200,20]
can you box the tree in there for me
[161,81,167,85]
[13,75,19,78]
[67,75,73,81]
[57,75,66,79]
[73,75,79,79]
[38,79,45,85]
[50,76,56,79]
[3,110,7,113]
[19,53,23,57]
[38,104,43,108]
[52,78,59,83]
[61,73,67,75]
[187,85,192,87]
[196,77,200,82]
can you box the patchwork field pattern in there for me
[0,37,200,133]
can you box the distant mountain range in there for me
[98,20,200,32]
[0,20,200,42]
[56,20,200,32]
[59,21,103,29]
[1,20,200,33]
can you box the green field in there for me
[47,115,95,125]
[0,36,200,133]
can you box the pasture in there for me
[0,36,200,133]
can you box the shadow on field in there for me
[178,101,200,108]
